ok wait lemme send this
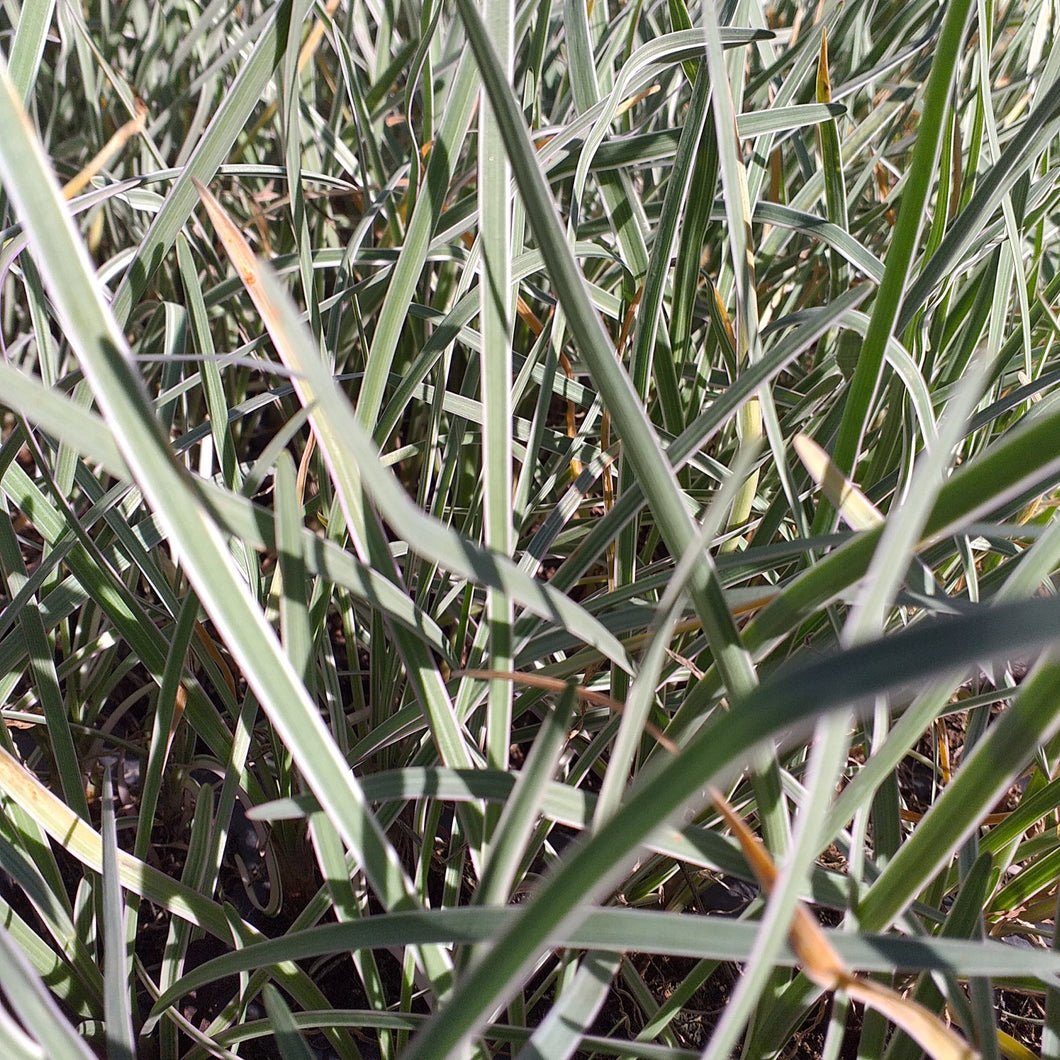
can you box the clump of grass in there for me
[1,0,1060,1057]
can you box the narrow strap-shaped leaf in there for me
[110,1,297,325]
[402,592,1060,1054]
[0,53,454,992]
[100,768,136,1060]
[828,0,976,491]
[454,0,757,706]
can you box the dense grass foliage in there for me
[2,0,1060,1056]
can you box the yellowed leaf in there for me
[816,27,832,104]
[710,787,980,1059]
[842,974,978,1060]
[63,99,147,200]
[793,433,884,531]
[710,786,845,987]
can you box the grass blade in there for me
[0,52,453,991]
[100,767,136,1060]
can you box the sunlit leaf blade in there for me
[0,358,458,664]
[6,0,56,105]
[0,52,453,991]
[109,0,297,325]
[794,433,883,531]
[0,925,96,1060]
[100,768,135,1060]
[194,179,633,677]
[1,1,1058,1055]
[452,0,758,705]
[828,0,976,485]
[145,905,1060,1017]
[400,594,1060,1053]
